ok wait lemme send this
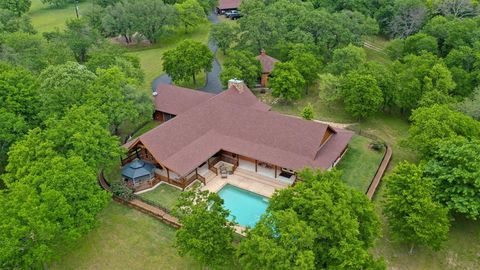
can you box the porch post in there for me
[274,165,277,178]
[207,158,210,168]
[167,168,170,183]
[255,160,257,172]
[196,168,198,177]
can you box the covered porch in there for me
[122,146,297,192]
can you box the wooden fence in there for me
[365,144,393,200]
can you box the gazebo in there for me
[121,159,156,188]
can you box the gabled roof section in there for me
[218,0,242,9]
[256,50,279,73]
[154,83,214,115]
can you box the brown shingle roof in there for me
[256,51,279,73]
[126,84,352,176]
[154,84,214,115]
[218,0,242,10]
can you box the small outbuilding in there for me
[256,49,279,87]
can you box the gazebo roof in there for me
[122,159,155,180]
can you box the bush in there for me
[370,141,385,152]
[111,181,134,200]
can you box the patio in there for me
[201,170,288,198]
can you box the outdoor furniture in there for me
[220,165,228,178]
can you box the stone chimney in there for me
[260,49,266,56]
[228,78,244,93]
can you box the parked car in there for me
[229,10,242,20]
[224,10,236,18]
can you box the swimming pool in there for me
[218,184,268,228]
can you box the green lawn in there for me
[337,135,385,193]
[363,35,391,65]
[131,120,161,138]
[50,202,201,270]
[29,0,93,33]
[138,184,182,212]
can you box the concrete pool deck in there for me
[200,171,288,198]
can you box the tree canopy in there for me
[220,50,261,88]
[341,72,383,120]
[162,39,213,85]
[270,62,305,102]
[406,104,480,157]
[174,188,235,269]
[384,162,450,253]
[424,137,480,219]
[264,169,384,269]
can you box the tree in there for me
[220,50,261,88]
[174,188,235,269]
[0,8,35,34]
[403,33,439,56]
[387,0,428,38]
[210,22,239,55]
[64,18,100,63]
[301,103,315,120]
[175,0,207,32]
[433,0,478,18]
[0,62,39,124]
[268,169,384,269]
[86,67,152,134]
[162,39,213,85]
[0,0,31,16]
[0,109,27,170]
[341,72,383,120]
[102,1,135,43]
[289,50,321,94]
[359,62,397,110]
[86,45,145,84]
[456,87,480,120]
[0,32,74,72]
[445,45,480,97]
[237,210,316,270]
[327,44,366,75]
[383,162,450,253]
[424,137,480,219]
[220,66,243,88]
[422,16,480,56]
[5,105,120,183]
[238,11,280,52]
[37,61,97,121]
[0,155,110,269]
[128,0,176,44]
[269,62,305,102]
[392,52,444,113]
[406,104,480,157]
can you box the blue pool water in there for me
[218,184,268,228]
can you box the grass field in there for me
[139,184,182,212]
[30,0,93,33]
[50,202,201,270]
[337,135,385,192]
[363,35,391,65]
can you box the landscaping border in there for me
[365,144,392,200]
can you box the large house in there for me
[256,49,279,87]
[122,80,352,191]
